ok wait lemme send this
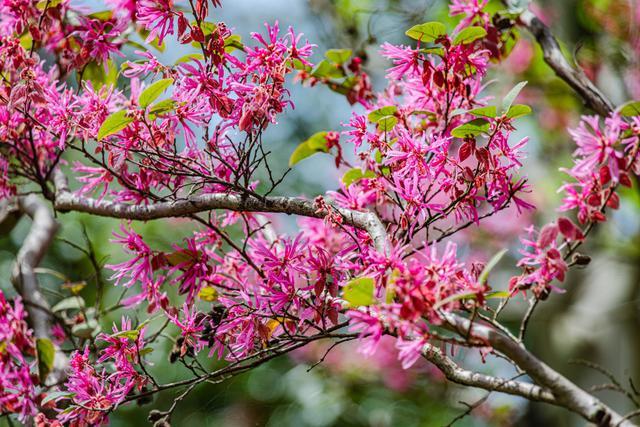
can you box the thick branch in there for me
[53,172,388,253]
[11,196,58,337]
[421,342,556,403]
[515,8,614,116]
[444,313,634,426]
[8,195,67,385]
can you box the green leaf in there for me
[432,289,510,310]
[139,347,154,356]
[19,33,33,50]
[193,20,217,35]
[501,81,527,112]
[289,144,319,166]
[175,53,205,65]
[151,37,166,52]
[292,58,312,71]
[468,106,497,118]
[377,116,398,132]
[224,34,244,52]
[325,48,352,65]
[433,291,477,310]
[506,104,532,119]
[72,319,100,339]
[368,107,398,131]
[453,26,487,45]
[343,277,375,307]
[289,132,329,166]
[97,111,133,140]
[36,338,55,383]
[139,78,173,108]
[148,99,176,116]
[327,76,358,96]
[619,101,640,117]
[88,10,113,20]
[41,391,75,406]
[52,296,85,313]
[420,47,445,56]
[478,248,509,285]
[198,286,219,302]
[374,149,383,164]
[451,118,490,138]
[36,0,63,10]
[83,59,118,89]
[110,329,140,340]
[368,106,397,123]
[342,168,376,187]
[410,109,436,118]
[485,290,511,299]
[450,108,468,117]
[136,318,152,331]
[34,267,69,282]
[311,60,345,79]
[405,21,447,42]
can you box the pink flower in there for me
[74,18,126,66]
[168,303,205,357]
[347,310,384,356]
[0,291,38,421]
[514,224,568,294]
[568,114,627,178]
[449,0,489,29]
[105,225,154,289]
[97,316,147,366]
[60,350,132,426]
[396,337,425,369]
[168,237,214,303]
[380,43,421,80]
[137,0,178,45]
[122,50,165,78]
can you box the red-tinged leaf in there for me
[314,279,325,298]
[599,165,611,185]
[191,26,205,43]
[620,173,633,187]
[458,141,472,162]
[151,253,168,270]
[462,166,474,182]
[433,70,444,87]
[607,192,620,209]
[475,147,489,164]
[327,307,339,326]
[557,217,584,241]
[178,14,189,37]
[586,193,601,207]
[537,223,558,248]
[421,65,432,86]
[166,249,200,267]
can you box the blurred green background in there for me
[2,0,640,425]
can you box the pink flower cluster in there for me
[0,291,38,422]
[511,113,640,294]
[57,318,148,426]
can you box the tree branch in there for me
[443,313,634,426]
[420,342,556,403]
[513,6,614,116]
[5,195,67,385]
[52,170,388,253]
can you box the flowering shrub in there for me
[1,0,639,425]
